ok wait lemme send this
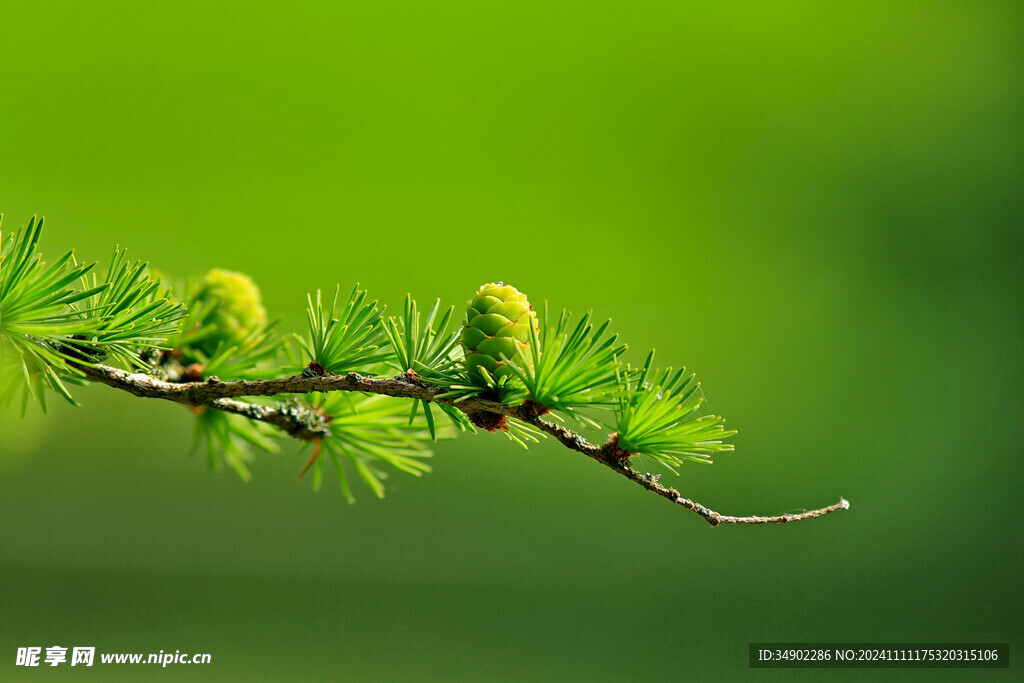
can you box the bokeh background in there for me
[2,1,1022,680]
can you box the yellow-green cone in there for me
[461,282,538,382]
[190,268,267,355]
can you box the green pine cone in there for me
[461,282,538,382]
[190,268,267,355]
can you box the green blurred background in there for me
[2,1,1022,680]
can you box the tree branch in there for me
[80,363,850,525]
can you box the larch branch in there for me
[80,363,850,525]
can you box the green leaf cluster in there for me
[503,304,626,420]
[192,406,279,481]
[304,392,451,502]
[74,246,187,369]
[382,295,473,439]
[614,352,736,470]
[296,285,388,374]
[0,217,184,410]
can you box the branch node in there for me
[468,411,509,432]
[302,362,327,378]
[182,363,204,382]
[521,399,550,419]
[600,433,635,462]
